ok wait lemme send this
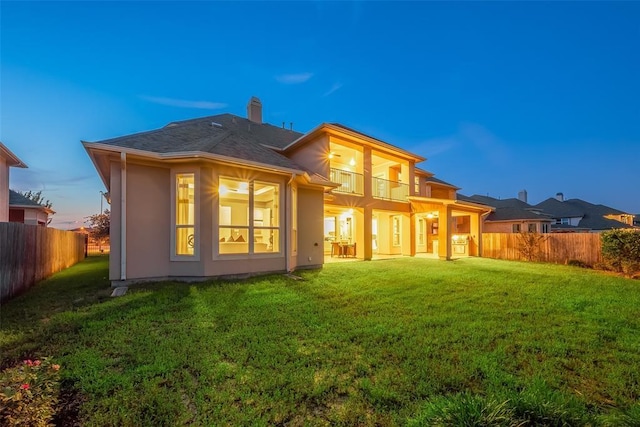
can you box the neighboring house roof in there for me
[0,142,28,168]
[535,197,633,230]
[486,207,552,222]
[461,194,551,222]
[466,195,531,210]
[9,190,54,213]
[85,114,304,172]
[534,198,584,218]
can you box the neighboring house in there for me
[634,215,640,227]
[0,142,27,222]
[8,190,54,226]
[534,193,635,232]
[83,97,491,284]
[459,193,553,233]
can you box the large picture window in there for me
[219,178,280,255]
[175,173,196,257]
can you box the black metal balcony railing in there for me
[330,168,364,196]
[372,177,409,202]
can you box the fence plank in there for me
[482,233,602,265]
[0,223,86,302]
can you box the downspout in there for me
[120,152,127,281]
[285,173,297,273]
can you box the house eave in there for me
[0,142,28,168]
[83,141,307,171]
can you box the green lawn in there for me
[1,256,639,426]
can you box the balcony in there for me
[372,177,409,202]
[330,168,364,196]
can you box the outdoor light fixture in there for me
[349,158,356,166]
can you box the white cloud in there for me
[140,95,227,110]
[275,73,314,84]
[323,82,343,97]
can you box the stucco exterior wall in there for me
[0,158,8,222]
[287,134,329,178]
[294,187,325,268]
[125,163,172,279]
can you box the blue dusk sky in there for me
[1,1,639,229]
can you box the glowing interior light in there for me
[328,153,334,159]
[348,208,354,214]
[239,182,249,191]
[219,184,228,196]
[426,213,434,219]
[349,158,356,166]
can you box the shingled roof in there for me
[460,194,551,222]
[87,114,305,171]
[9,190,52,211]
[534,198,584,218]
[535,198,634,230]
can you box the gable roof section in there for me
[9,190,54,213]
[0,142,27,168]
[283,123,426,162]
[85,114,304,171]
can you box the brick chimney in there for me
[556,192,564,202]
[247,96,262,123]
[518,189,528,203]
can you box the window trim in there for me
[170,168,200,262]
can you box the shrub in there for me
[600,230,640,276]
[517,232,549,262]
[408,393,515,426]
[0,358,61,426]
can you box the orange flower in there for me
[52,364,61,371]
[23,360,34,366]
[34,360,42,366]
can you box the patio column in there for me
[470,211,481,257]
[364,206,372,260]
[437,205,452,260]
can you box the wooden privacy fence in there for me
[482,233,602,265]
[0,223,86,302]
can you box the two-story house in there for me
[83,97,490,285]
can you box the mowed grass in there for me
[1,256,639,426]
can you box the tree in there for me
[19,190,53,209]
[86,209,110,251]
[516,231,549,262]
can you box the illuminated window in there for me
[218,178,280,255]
[392,216,401,247]
[175,173,196,257]
[291,187,297,254]
[254,181,279,253]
